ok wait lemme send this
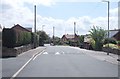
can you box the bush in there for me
[118,41,120,45]
[89,38,95,50]
[2,28,32,48]
[103,43,118,49]
[103,38,117,45]
[15,30,32,46]
[2,28,16,48]
[32,33,39,47]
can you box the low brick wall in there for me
[102,47,120,55]
[2,44,32,57]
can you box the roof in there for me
[11,24,32,32]
[109,29,119,38]
[113,29,120,40]
[64,34,75,39]
[62,34,78,39]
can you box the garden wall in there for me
[2,44,33,57]
[102,47,120,55]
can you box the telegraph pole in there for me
[34,5,36,48]
[102,0,110,55]
[34,5,36,33]
[74,22,76,35]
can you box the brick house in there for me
[112,29,120,41]
[61,34,79,46]
[62,34,78,41]
[11,24,32,32]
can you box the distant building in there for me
[62,34,79,42]
[26,28,32,32]
[61,34,79,46]
[84,34,92,43]
[109,29,120,41]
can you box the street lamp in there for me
[102,0,110,55]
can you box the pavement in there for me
[70,47,118,65]
[2,46,46,77]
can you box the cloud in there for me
[110,8,118,17]
[0,0,118,37]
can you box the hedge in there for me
[2,28,16,48]
[103,38,117,45]
[2,28,32,48]
[14,30,32,47]
[31,33,39,48]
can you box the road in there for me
[13,46,118,77]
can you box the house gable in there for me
[11,24,32,32]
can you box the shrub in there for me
[103,43,118,49]
[14,30,32,47]
[2,28,16,48]
[32,33,39,48]
[2,28,32,48]
[103,38,117,45]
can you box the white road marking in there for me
[55,52,60,55]
[62,52,65,54]
[10,50,45,79]
[32,52,44,60]
[10,55,35,79]
[43,52,48,54]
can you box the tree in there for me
[89,26,107,51]
[79,35,84,43]
[53,36,63,45]
[37,31,49,46]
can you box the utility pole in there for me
[34,5,36,48]
[34,5,36,33]
[74,22,76,35]
[102,0,110,55]
[53,26,55,45]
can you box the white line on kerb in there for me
[10,49,45,79]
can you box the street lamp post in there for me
[102,0,110,55]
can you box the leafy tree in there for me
[37,31,49,46]
[53,36,63,45]
[89,26,107,51]
[79,35,84,43]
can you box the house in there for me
[11,24,32,32]
[113,29,120,41]
[83,34,93,49]
[62,34,79,42]
[109,29,120,41]
[84,34,92,43]
[61,34,79,46]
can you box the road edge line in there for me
[10,47,46,79]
